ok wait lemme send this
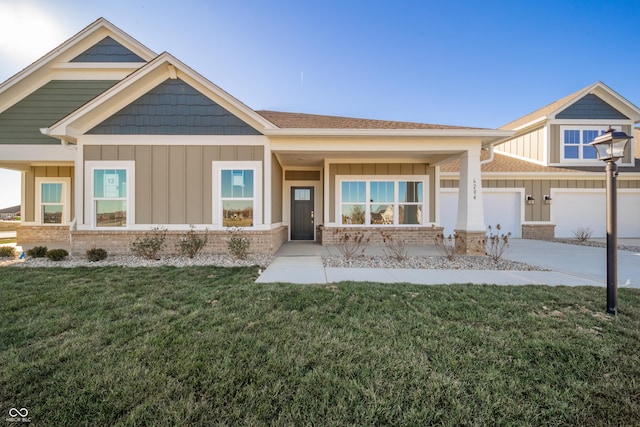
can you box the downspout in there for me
[480,144,495,165]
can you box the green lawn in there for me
[1,266,639,426]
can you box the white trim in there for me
[35,177,71,225]
[336,175,428,227]
[84,161,135,229]
[0,145,76,162]
[212,161,263,230]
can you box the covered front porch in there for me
[267,126,513,255]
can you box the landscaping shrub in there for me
[434,233,457,260]
[227,228,249,260]
[86,248,108,262]
[45,248,68,261]
[572,227,593,242]
[0,246,16,258]
[486,224,511,261]
[26,246,48,258]
[380,231,409,261]
[176,226,208,258]
[335,230,369,260]
[130,226,167,260]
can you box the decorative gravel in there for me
[323,255,547,271]
[549,239,640,253]
[1,253,275,269]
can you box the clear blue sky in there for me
[1,0,639,209]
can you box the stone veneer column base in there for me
[454,230,486,256]
[522,224,556,240]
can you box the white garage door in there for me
[552,190,640,238]
[440,190,522,238]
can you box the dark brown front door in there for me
[291,187,314,240]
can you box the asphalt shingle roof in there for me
[256,110,484,130]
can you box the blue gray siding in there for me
[71,37,146,62]
[88,79,262,135]
[556,94,628,120]
[0,80,118,144]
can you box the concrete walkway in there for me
[255,239,640,287]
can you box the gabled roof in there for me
[45,52,277,141]
[0,18,156,114]
[501,82,640,131]
[256,110,482,130]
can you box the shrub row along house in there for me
[1,18,638,255]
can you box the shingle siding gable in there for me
[88,79,261,135]
[0,80,118,144]
[71,36,146,62]
[556,94,628,120]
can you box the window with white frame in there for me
[339,178,425,226]
[562,126,615,161]
[35,178,70,225]
[86,161,134,228]
[213,161,262,228]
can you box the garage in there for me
[440,189,523,238]
[551,190,640,238]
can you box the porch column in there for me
[454,148,486,255]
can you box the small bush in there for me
[45,248,68,261]
[0,246,16,258]
[130,226,167,260]
[176,226,208,258]
[86,248,108,262]
[435,233,457,261]
[335,230,369,261]
[486,224,511,261]
[26,246,48,258]
[380,231,409,261]
[572,227,593,242]
[227,228,250,260]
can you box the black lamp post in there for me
[589,127,632,316]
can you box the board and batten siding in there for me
[328,163,435,223]
[439,178,632,222]
[23,166,74,222]
[84,145,264,224]
[495,127,545,162]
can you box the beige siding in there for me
[497,126,545,162]
[24,166,75,222]
[271,154,283,223]
[328,162,434,223]
[84,144,264,224]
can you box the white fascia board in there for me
[0,145,76,162]
[509,116,547,132]
[80,134,269,146]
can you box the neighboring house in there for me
[0,18,638,255]
[0,205,21,220]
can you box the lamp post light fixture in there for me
[589,126,632,316]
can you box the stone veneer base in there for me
[319,226,444,246]
[522,224,556,240]
[454,230,487,256]
[70,226,289,256]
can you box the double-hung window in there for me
[339,177,425,226]
[562,126,615,161]
[35,178,70,225]
[213,161,262,228]
[86,161,134,228]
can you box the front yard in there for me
[1,266,639,426]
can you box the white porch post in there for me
[455,147,486,255]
